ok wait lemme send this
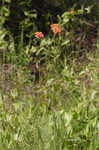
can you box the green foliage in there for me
[0,0,99,149]
[0,52,99,149]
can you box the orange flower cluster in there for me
[69,10,76,15]
[34,24,61,38]
[34,32,44,39]
[50,24,61,34]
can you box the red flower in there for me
[34,32,44,39]
[50,24,61,35]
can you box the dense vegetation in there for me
[0,0,99,149]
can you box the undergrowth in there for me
[0,0,99,149]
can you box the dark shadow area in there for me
[4,0,65,50]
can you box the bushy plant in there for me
[0,1,99,150]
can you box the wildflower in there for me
[50,24,61,35]
[69,10,76,15]
[34,32,44,39]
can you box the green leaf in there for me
[11,88,18,99]
[61,40,70,46]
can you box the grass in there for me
[0,50,99,150]
[0,4,99,150]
